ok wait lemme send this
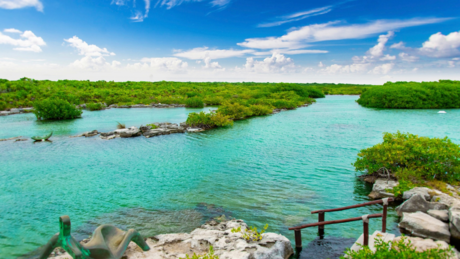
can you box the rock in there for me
[187,128,205,133]
[118,127,141,138]
[398,211,450,243]
[368,179,398,199]
[100,131,117,140]
[14,138,28,142]
[109,104,118,108]
[180,122,187,128]
[396,194,449,216]
[392,236,454,256]
[403,187,432,201]
[82,130,99,137]
[0,111,10,116]
[9,108,20,114]
[427,209,449,222]
[0,136,21,141]
[139,125,152,133]
[131,104,151,108]
[432,193,460,209]
[143,129,169,138]
[118,105,131,108]
[449,208,460,240]
[51,219,293,259]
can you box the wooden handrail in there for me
[289,198,393,249]
[288,213,383,230]
[311,198,394,214]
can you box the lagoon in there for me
[1,96,459,258]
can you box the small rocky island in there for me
[48,219,293,259]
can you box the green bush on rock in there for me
[342,237,455,259]
[86,103,104,111]
[217,102,252,119]
[186,111,233,129]
[353,131,460,183]
[33,98,82,120]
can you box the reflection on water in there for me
[1,96,460,259]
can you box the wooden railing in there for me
[288,197,394,249]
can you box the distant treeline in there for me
[0,78,372,110]
[357,80,460,109]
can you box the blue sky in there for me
[0,0,459,83]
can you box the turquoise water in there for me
[1,96,459,258]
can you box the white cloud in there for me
[64,36,115,57]
[369,63,394,74]
[367,31,394,58]
[238,18,448,50]
[399,52,418,62]
[0,29,46,52]
[258,6,332,28]
[237,53,296,73]
[155,0,202,10]
[130,57,189,71]
[4,28,22,34]
[390,41,407,50]
[419,30,460,58]
[321,63,370,74]
[0,0,43,11]
[174,47,254,60]
[64,36,119,70]
[203,57,222,69]
[380,54,396,61]
[253,49,328,55]
[111,0,128,5]
[318,61,324,67]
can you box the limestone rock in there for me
[427,209,449,222]
[399,211,450,243]
[432,193,460,209]
[81,130,99,137]
[368,179,398,199]
[449,207,460,240]
[392,236,454,257]
[396,194,448,216]
[50,219,293,259]
[403,187,432,201]
[118,127,141,138]
[187,128,205,133]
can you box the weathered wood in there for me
[294,230,302,248]
[311,198,394,214]
[289,213,383,230]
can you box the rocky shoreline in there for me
[48,219,293,259]
[364,175,460,254]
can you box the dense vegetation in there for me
[357,80,460,109]
[354,131,460,196]
[0,77,381,111]
[342,237,454,258]
[33,98,82,120]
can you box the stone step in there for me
[349,230,395,253]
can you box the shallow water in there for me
[1,96,459,258]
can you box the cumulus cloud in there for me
[238,18,448,50]
[419,30,460,58]
[127,57,189,72]
[390,41,407,50]
[0,29,46,52]
[367,31,394,58]
[321,63,370,74]
[174,47,254,60]
[380,54,396,61]
[64,36,115,57]
[253,49,328,55]
[64,36,119,70]
[399,52,418,62]
[369,63,394,74]
[237,53,296,73]
[0,0,43,11]
[258,6,332,28]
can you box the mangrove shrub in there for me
[185,97,204,108]
[186,111,233,129]
[33,98,82,120]
[353,131,460,182]
[357,80,460,109]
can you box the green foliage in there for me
[86,103,104,111]
[204,96,224,106]
[342,237,455,258]
[231,224,268,242]
[180,246,219,259]
[357,80,460,109]
[186,111,233,129]
[146,123,158,129]
[353,131,460,183]
[386,179,416,197]
[185,97,204,108]
[33,98,82,120]
[249,105,273,116]
[217,102,252,119]
[0,100,6,110]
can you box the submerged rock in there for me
[399,211,450,243]
[396,194,448,216]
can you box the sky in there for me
[0,0,459,84]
